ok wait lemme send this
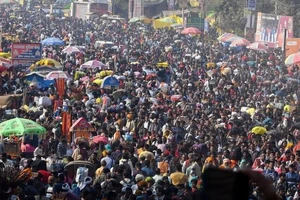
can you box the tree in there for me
[114,0,129,17]
[214,0,246,34]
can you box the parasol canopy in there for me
[247,42,269,52]
[181,27,201,35]
[0,118,46,137]
[101,76,119,88]
[62,45,81,54]
[230,38,250,46]
[80,60,106,69]
[251,126,267,135]
[41,37,64,46]
[46,71,68,80]
[217,33,236,41]
[92,135,109,144]
[285,52,300,65]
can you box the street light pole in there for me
[0,25,2,52]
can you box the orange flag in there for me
[56,78,65,99]
[62,111,72,136]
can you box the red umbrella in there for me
[170,95,182,102]
[247,42,269,52]
[181,27,201,35]
[92,135,109,144]
[230,38,250,46]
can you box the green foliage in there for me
[114,0,129,11]
[214,0,246,33]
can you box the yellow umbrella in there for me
[30,58,62,71]
[93,79,103,85]
[246,108,256,116]
[0,52,11,58]
[251,126,267,135]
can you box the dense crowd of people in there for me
[1,5,300,200]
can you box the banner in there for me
[286,38,300,58]
[255,12,293,48]
[62,112,72,136]
[56,78,65,98]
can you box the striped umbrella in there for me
[285,52,300,65]
[222,36,242,43]
[217,33,236,41]
[230,38,250,46]
[247,42,269,52]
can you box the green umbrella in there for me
[0,118,47,137]
[129,17,140,23]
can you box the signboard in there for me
[11,43,42,70]
[255,12,293,48]
[74,3,88,19]
[11,43,42,60]
[286,38,300,58]
[247,0,256,11]
[186,17,205,30]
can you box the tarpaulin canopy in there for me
[70,117,94,132]
[153,15,182,29]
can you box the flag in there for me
[62,111,72,136]
[56,78,65,98]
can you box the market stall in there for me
[69,117,94,140]
[0,118,47,158]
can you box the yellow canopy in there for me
[251,126,267,135]
[153,15,183,29]
[96,70,114,78]
[93,79,103,85]
[0,52,11,58]
[30,58,62,71]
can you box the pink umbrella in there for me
[92,135,109,144]
[230,38,250,46]
[181,27,201,35]
[46,71,68,80]
[171,95,182,102]
[247,42,269,52]
[62,45,81,54]
[80,60,106,69]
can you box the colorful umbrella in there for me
[62,45,81,54]
[181,27,201,35]
[92,135,108,144]
[247,42,269,52]
[251,126,267,135]
[41,37,64,46]
[222,36,242,43]
[230,38,250,46]
[285,52,300,65]
[93,79,103,85]
[0,118,46,137]
[46,71,68,80]
[217,33,236,41]
[129,17,141,23]
[101,76,119,88]
[80,60,106,69]
[33,58,62,68]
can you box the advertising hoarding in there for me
[255,12,293,48]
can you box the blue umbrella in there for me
[41,37,64,46]
[101,76,119,88]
